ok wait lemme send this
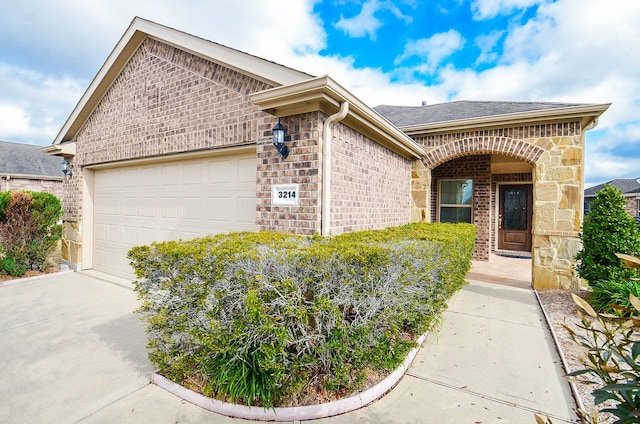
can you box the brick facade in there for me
[54,24,601,290]
[625,196,640,217]
[431,155,491,260]
[0,176,63,199]
[65,38,275,220]
[329,122,411,234]
[256,113,323,235]
[411,122,586,289]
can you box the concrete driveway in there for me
[1,266,577,424]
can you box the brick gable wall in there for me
[64,38,275,220]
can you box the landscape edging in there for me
[152,331,430,421]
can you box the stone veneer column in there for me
[61,220,82,271]
[411,160,430,222]
[532,136,584,290]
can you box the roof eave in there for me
[400,103,612,135]
[52,17,311,146]
[41,141,77,157]
[250,75,426,159]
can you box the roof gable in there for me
[0,141,62,177]
[53,17,312,145]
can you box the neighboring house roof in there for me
[375,100,610,134]
[50,16,313,147]
[584,178,640,197]
[0,141,62,178]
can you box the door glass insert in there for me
[504,188,528,230]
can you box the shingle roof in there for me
[584,178,640,196]
[374,101,587,128]
[0,141,62,177]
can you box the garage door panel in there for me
[93,152,256,279]
[209,160,231,183]
[160,198,179,219]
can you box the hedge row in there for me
[129,223,475,407]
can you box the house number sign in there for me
[272,184,300,205]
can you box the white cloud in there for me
[334,0,412,40]
[335,0,383,39]
[0,104,31,139]
[471,0,547,20]
[0,63,84,144]
[394,30,465,73]
[474,30,504,65]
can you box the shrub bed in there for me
[0,190,63,276]
[129,223,475,408]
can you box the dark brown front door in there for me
[498,185,532,252]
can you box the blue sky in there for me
[0,0,638,187]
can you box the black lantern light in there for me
[61,158,72,177]
[272,119,289,159]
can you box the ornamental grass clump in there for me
[129,223,475,408]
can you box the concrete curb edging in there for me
[0,269,75,287]
[534,289,587,421]
[152,331,430,421]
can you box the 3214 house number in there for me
[278,190,296,199]
[272,184,299,205]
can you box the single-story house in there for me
[1,140,63,198]
[584,178,640,218]
[45,17,609,289]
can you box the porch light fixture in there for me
[61,158,72,177]
[272,119,289,159]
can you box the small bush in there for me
[129,223,475,407]
[0,190,63,276]
[576,185,640,287]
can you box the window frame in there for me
[437,178,474,224]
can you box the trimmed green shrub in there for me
[129,223,475,407]
[577,185,640,287]
[0,190,63,275]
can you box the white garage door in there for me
[93,152,257,279]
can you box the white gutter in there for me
[321,101,349,236]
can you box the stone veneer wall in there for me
[329,122,411,234]
[412,121,586,289]
[431,155,491,260]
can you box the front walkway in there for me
[0,262,577,423]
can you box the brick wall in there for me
[256,113,323,235]
[0,176,63,199]
[431,155,491,260]
[625,196,640,217]
[329,122,411,234]
[66,37,275,220]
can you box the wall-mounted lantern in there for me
[61,158,72,178]
[272,119,289,159]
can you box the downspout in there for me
[321,101,349,236]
